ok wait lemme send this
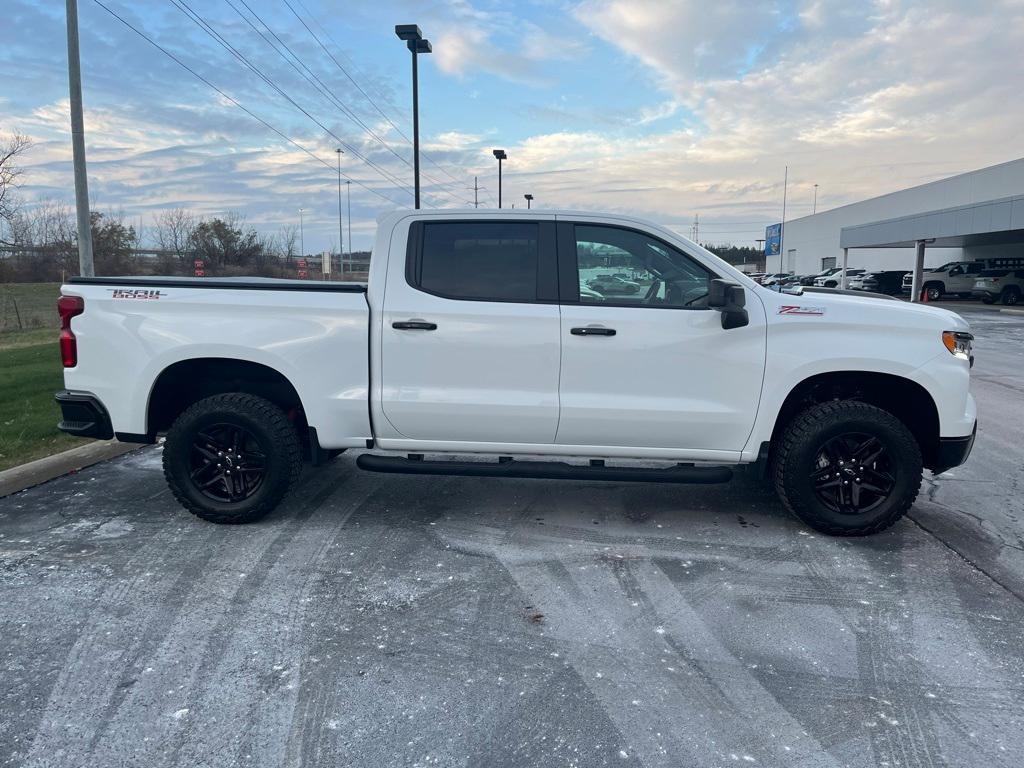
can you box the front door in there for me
[555,221,767,453]
[379,218,562,444]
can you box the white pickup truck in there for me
[56,210,977,536]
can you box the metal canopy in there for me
[840,194,1024,249]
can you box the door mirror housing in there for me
[708,279,748,329]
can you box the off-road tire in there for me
[772,400,922,536]
[163,393,302,524]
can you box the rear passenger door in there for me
[378,217,562,444]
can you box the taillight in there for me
[58,295,84,368]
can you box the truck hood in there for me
[763,287,971,333]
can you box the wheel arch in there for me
[769,371,942,470]
[146,357,308,441]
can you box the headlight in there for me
[942,331,973,362]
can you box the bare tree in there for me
[154,208,196,267]
[0,131,32,241]
[278,224,299,265]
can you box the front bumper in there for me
[55,390,114,440]
[932,423,977,475]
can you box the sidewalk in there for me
[0,439,140,498]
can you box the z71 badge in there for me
[108,288,166,300]
[778,305,825,316]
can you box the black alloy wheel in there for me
[189,423,267,502]
[809,432,894,515]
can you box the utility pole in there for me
[336,148,344,277]
[66,0,94,276]
[779,165,788,273]
[473,176,479,208]
[299,207,305,259]
[346,180,352,260]
[813,183,819,215]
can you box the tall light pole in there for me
[335,148,344,277]
[813,183,819,215]
[779,165,788,273]
[65,0,94,276]
[395,25,431,209]
[493,149,506,208]
[346,180,352,261]
[524,194,533,209]
[299,207,305,258]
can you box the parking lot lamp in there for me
[524,193,533,209]
[395,25,432,209]
[493,149,507,208]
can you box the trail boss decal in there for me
[108,288,166,300]
[778,305,825,316]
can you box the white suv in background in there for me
[814,269,865,288]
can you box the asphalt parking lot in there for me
[2,307,1023,768]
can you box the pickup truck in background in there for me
[56,210,977,536]
[902,261,986,300]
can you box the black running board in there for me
[356,454,732,484]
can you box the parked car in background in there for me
[850,270,910,295]
[587,275,641,295]
[972,269,1024,305]
[814,268,866,288]
[760,273,793,286]
[901,261,986,300]
[801,267,842,286]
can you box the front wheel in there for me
[163,393,302,524]
[772,401,922,536]
[925,284,943,301]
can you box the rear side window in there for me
[417,221,539,301]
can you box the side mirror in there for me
[708,278,748,329]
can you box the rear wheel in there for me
[1002,287,1021,306]
[772,401,922,536]
[163,393,302,524]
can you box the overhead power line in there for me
[286,0,474,192]
[226,0,471,206]
[90,0,404,205]
[167,0,416,197]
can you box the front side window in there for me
[418,221,539,301]
[574,225,711,309]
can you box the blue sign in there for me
[765,223,781,256]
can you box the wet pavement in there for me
[1,308,1022,768]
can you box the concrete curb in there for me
[999,307,1024,316]
[0,440,141,499]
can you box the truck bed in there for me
[61,275,372,449]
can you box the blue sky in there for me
[2,0,1023,253]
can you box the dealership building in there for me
[777,157,1024,291]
